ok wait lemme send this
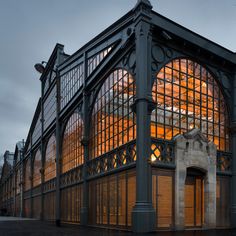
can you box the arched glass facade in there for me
[62,111,84,173]
[151,58,229,151]
[44,135,56,182]
[90,69,136,159]
[33,149,41,188]
[24,158,31,191]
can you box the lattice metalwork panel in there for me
[217,151,232,172]
[32,185,41,196]
[152,58,230,151]
[32,112,41,145]
[24,158,31,191]
[87,141,136,178]
[44,134,56,182]
[43,178,56,193]
[90,69,136,159]
[24,190,31,199]
[60,165,83,188]
[33,149,42,188]
[60,62,84,110]
[87,45,113,76]
[43,73,50,95]
[43,85,56,131]
[62,110,84,174]
[44,70,56,95]
[150,138,175,165]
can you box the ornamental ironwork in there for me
[217,151,232,173]
[150,138,175,165]
[60,165,83,188]
[87,140,136,178]
[43,178,56,193]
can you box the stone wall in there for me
[173,129,217,230]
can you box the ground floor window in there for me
[60,184,83,223]
[88,169,136,228]
[15,194,20,216]
[32,195,41,219]
[216,175,231,227]
[24,198,31,218]
[43,191,56,221]
[152,168,174,229]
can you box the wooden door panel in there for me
[185,182,194,227]
[185,175,203,228]
[195,178,202,226]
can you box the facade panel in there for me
[88,169,136,228]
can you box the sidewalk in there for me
[0,219,235,236]
[0,216,35,221]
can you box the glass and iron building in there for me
[0,0,236,232]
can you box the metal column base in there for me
[132,202,156,233]
[80,207,88,225]
[56,219,61,227]
[231,205,236,228]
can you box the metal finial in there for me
[135,0,152,8]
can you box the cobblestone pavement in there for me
[0,217,236,236]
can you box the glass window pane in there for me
[152,58,229,151]
[90,69,136,159]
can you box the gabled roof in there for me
[3,151,14,167]
[24,45,67,156]
[14,140,25,163]
[151,10,236,64]
[39,43,66,83]
[24,98,41,155]
[0,151,14,182]
[15,141,24,152]
[59,0,235,72]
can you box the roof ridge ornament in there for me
[134,0,153,9]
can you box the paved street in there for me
[0,216,35,221]
[0,217,236,236]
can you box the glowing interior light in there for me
[151,154,156,162]
[189,124,194,129]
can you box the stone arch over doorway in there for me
[173,128,217,230]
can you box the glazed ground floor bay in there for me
[18,167,230,230]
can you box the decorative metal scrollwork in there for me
[60,165,83,188]
[32,185,41,196]
[87,140,136,178]
[217,151,232,172]
[24,189,31,199]
[43,178,56,193]
[151,43,173,73]
[122,49,136,74]
[150,138,175,165]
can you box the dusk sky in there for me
[0,0,236,157]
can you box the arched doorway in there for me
[185,167,205,227]
[174,128,217,230]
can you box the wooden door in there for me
[185,176,195,227]
[184,176,203,227]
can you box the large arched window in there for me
[24,158,31,191]
[62,110,84,173]
[33,149,42,187]
[90,69,136,159]
[16,170,20,194]
[152,58,229,151]
[44,134,56,182]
